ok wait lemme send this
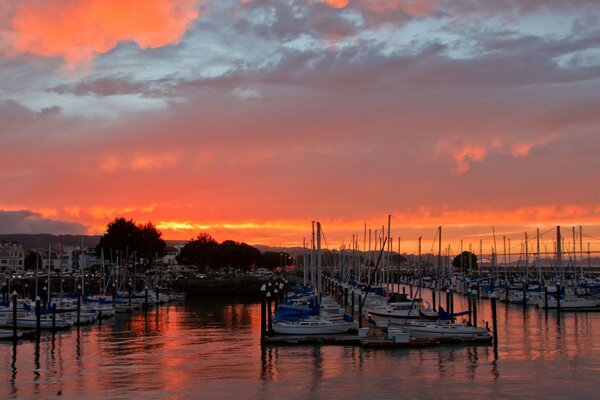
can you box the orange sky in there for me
[1,0,600,251]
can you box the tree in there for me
[261,251,292,270]
[212,240,262,272]
[177,233,218,270]
[390,253,407,266]
[24,251,42,270]
[96,218,166,267]
[452,251,478,274]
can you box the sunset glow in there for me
[1,0,600,251]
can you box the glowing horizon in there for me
[1,1,599,252]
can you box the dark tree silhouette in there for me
[177,233,218,269]
[452,251,478,274]
[96,218,165,266]
[261,251,292,270]
[24,251,43,270]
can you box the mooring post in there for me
[446,290,450,312]
[432,288,437,312]
[98,310,102,325]
[472,292,478,327]
[12,291,18,340]
[450,289,455,314]
[51,303,57,333]
[77,284,81,327]
[556,284,561,312]
[144,286,149,312]
[491,296,498,347]
[467,293,472,324]
[351,291,355,316]
[358,294,363,329]
[128,281,132,306]
[260,284,266,345]
[523,282,527,308]
[266,291,273,337]
[344,287,348,309]
[544,286,548,312]
[35,296,41,335]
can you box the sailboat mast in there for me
[437,226,442,281]
[317,222,322,295]
[311,221,315,289]
[557,226,562,283]
[536,229,541,283]
[47,243,51,305]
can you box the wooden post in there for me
[12,291,18,340]
[467,292,472,324]
[144,287,149,312]
[358,294,363,329]
[446,291,450,312]
[410,284,413,298]
[344,287,348,309]
[351,291,355,317]
[491,296,498,347]
[450,289,454,314]
[523,282,527,308]
[472,292,478,327]
[98,310,103,325]
[267,291,273,336]
[77,285,81,327]
[556,284,561,312]
[35,297,41,335]
[544,286,548,312]
[432,288,437,311]
[51,303,57,333]
[260,284,266,345]
[128,282,132,306]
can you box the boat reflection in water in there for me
[2,293,600,399]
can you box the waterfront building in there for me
[0,242,25,274]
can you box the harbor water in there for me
[2,289,600,399]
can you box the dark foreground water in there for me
[2,288,600,399]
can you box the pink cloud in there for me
[4,0,199,71]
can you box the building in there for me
[0,242,25,273]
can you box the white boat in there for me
[366,300,422,323]
[389,320,492,340]
[537,296,600,310]
[0,328,23,339]
[272,317,354,335]
[0,310,73,330]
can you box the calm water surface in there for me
[2,288,600,399]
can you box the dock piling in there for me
[358,294,363,329]
[491,296,498,347]
[12,291,18,340]
[267,291,273,337]
[35,297,41,335]
[472,292,478,327]
[51,303,56,333]
[260,284,267,345]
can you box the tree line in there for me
[95,218,292,271]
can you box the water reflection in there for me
[2,295,600,399]
[10,344,17,396]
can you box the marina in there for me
[2,290,600,399]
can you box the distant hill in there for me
[0,234,101,249]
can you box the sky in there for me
[1,0,600,254]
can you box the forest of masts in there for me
[299,220,600,286]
